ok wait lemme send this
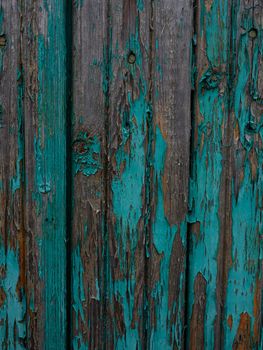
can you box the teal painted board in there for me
[187,0,263,349]
[23,1,68,349]
[106,1,152,348]
[187,0,232,348]
[222,1,263,348]
[0,0,262,349]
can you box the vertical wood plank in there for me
[187,0,231,348]
[149,0,192,348]
[187,0,263,349]
[106,0,151,348]
[23,1,68,348]
[223,1,262,348]
[71,0,106,349]
[0,1,27,349]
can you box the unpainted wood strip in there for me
[71,0,107,349]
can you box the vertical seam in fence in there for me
[103,0,111,347]
[184,0,198,347]
[19,0,27,347]
[65,0,73,349]
[216,0,235,346]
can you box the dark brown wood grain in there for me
[149,1,193,347]
[71,0,107,349]
[0,1,27,348]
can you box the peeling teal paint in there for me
[111,76,147,350]
[73,132,101,177]
[224,161,262,348]
[0,245,26,350]
[110,22,149,347]
[188,0,263,348]
[72,246,88,350]
[150,126,184,348]
[187,1,229,348]
[136,0,144,12]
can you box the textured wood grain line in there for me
[71,0,106,349]
[0,1,27,349]
[23,1,68,348]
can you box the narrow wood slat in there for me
[71,0,107,349]
[0,2,27,348]
[23,1,68,348]
[223,1,262,348]
[187,0,232,349]
[106,0,151,348]
[148,0,192,348]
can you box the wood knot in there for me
[127,51,136,64]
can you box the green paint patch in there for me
[0,245,26,350]
[72,246,88,350]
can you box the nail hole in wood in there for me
[128,51,136,64]
[248,28,257,39]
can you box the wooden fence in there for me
[0,0,262,349]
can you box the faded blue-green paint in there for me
[72,245,88,350]
[111,27,149,347]
[73,132,101,177]
[0,246,26,350]
[187,0,230,348]
[31,1,67,348]
[223,2,263,347]
[150,126,185,348]
[188,0,262,348]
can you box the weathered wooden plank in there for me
[148,0,192,348]
[106,0,151,348]
[0,2,27,349]
[223,1,262,348]
[187,0,263,349]
[71,0,107,349]
[22,1,68,348]
[187,0,232,348]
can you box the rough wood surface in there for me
[23,1,68,349]
[106,1,151,347]
[0,0,262,349]
[0,2,26,349]
[71,0,106,349]
[148,0,192,348]
[187,0,263,349]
